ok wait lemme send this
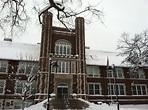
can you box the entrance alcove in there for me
[53,74,73,99]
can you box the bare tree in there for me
[15,61,38,110]
[38,0,103,29]
[0,0,29,37]
[117,30,148,67]
[15,73,37,110]
[0,0,103,37]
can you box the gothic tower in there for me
[35,12,87,102]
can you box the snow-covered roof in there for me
[85,49,128,67]
[0,41,40,61]
[0,41,128,66]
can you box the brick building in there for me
[0,12,148,109]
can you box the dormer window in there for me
[55,40,71,55]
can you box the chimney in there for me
[4,38,12,42]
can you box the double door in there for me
[57,83,68,100]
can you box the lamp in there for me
[108,64,120,110]
[47,59,58,110]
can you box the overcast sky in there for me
[0,0,147,52]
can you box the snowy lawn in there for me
[23,99,148,110]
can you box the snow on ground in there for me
[24,99,47,110]
[120,104,148,110]
[22,99,148,110]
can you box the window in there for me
[86,66,100,77]
[71,62,76,73]
[15,81,36,95]
[31,81,36,94]
[57,62,69,73]
[107,69,113,78]
[16,81,24,94]
[108,84,125,95]
[5,102,10,107]
[131,84,147,95]
[0,81,5,94]
[55,40,71,55]
[15,81,30,94]
[52,61,76,74]
[116,68,124,78]
[58,62,69,73]
[130,68,145,79]
[18,62,38,74]
[88,83,101,95]
[0,60,8,72]
[14,102,22,109]
[107,68,124,78]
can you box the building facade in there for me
[0,41,40,109]
[85,49,148,104]
[35,12,87,102]
[0,12,148,109]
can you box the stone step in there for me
[50,98,89,109]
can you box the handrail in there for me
[63,94,70,109]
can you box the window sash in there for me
[107,68,124,78]
[16,82,23,94]
[52,62,70,73]
[116,68,124,78]
[55,41,71,55]
[14,102,22,109]
[16,81,33,95]
[107,70,113,77]
[87,66,100,77]
[132,85,147,95]
[0,81,5,93]
[18,62,38,74]
[0,60,8,72]
[130,68,145,79]
[88,84,100,95]
[71,62,76,73]
[108,84,125,95]
[51,61,76,74]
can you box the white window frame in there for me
[131,84,147,95]
[58,62,70,74]
[17,62,38,74]
[15,81,25,94]
[130,68,145,79]
[116,68,124,78]
[86,65,100,77]
[0,60,8,73]
[0,80,5,94]
[52,61,76,74]
[14,102,22,109]
[55,40,71,55]
[71,62,76,74]
[14,101,33,109]
[107,68,124,78]
[88,83,101,95]
[15,81,32,95]
[108,83,126,95]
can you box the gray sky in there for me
[85,0,148,51]
[0,0,148,52]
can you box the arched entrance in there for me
[57,83,68,99]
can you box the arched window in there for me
[55,40,71,55]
